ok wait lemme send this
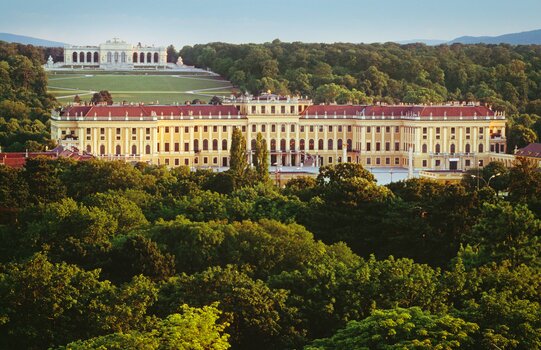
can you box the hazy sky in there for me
[1,0,540,47]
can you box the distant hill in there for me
[449,28,541,45]
[0,33,66,47]
[396,39,447,46]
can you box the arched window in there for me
[309,139,314,150]
[300,139,305,150]
[347,139,352,151]
[115,145,121,155]
[100,145,105,155]
[222,139,227,150]
[318,139,324,150]
[73,52,78,63]
[337,139,343,150]
[203,139,209,151]
[251,139,256,150]
[133,52,138,63]
[154,52,159,63]
[121,52,126,63]
[86,144,91,153]
[145,145,151,154]
[80,52,85,63]
[132,145,137,155]
[478,143,484,153]
[94,52,99,63]
[328,139,333,150]
[147,52,152,63]
[114,52,119,63]
[280,139,286,151]
[270,139,276,151]
[435,144,441,153]
[140,52,145,63]
[194,139,199,152]
[290,139,295,150]
[107,52,112,63]
[450,144,456,154]
[422,144,427,153]
[465,144,471,153]
[86,52,92,62]
[213,139,218,150]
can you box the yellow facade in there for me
[51,95,507,170]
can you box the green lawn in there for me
[47,72,236,104]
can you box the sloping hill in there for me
[449,28,541,45]
[0,33,66,47]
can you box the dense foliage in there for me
[0,157,540,349]
[178,41,541,149]
[0,41,55,151]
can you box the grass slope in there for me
[47,72,235,104]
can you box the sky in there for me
[1,0,540,47]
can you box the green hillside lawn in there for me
[47,72,235,104]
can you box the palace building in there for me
[50,95,507,171]
[62,38,167,70]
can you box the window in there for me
[175,159,179,166]
[450,144,456,154]
[184,143,189,151]
[252,125,256,132]
[367,158,371,165]
[194,126,198,132]
[116,128,121,135]
[422,160,427,167]
[338,126,343,132]
[310,126,314,132]
[386,126,390,133]
[291,125,295,132]
[223,126,227,132]
[165,158,169,165]
[385,142,390,151]
[185,158,189,165]
[222,139,227,150]
[175,143,180,152]
[165,127,169,133]
[395,142,399,151]
[203,157,208,164]
[435,159,441,166]
[435,144,441,153]
[261,106,266,114]
[281,106,285,114]
[100,128,105,134]
[436,127,440,134]
[479,160,484,167]
[242,126,246,132]
[213,126,217,132]
[394,158,399,165]
[465,144,471,153]
[328,139,333,150]
[272,125,276,132]
[165,143,170,152]
[328,157,333,164]
[386,157,390,165]
[451,127,455,134]
[422,144,427,153]
[367,126,371,133]
[348,126,352,132]
[175,127,179,133]
[319,125,323,132]
[281,124,286,132]
[185,127,189,133]
[251,106,256,113]
[423,127,427,134]
[376,142,381,151]
[376,126,381,133]
[213,157,218,164]
[465,159,471,166]
[271,106,275,114]
[478,144,484,153]
[366,142,371,151]
[300,126,305,132]
[479,127,484,134]
[466,127,470,134]
[204,126,208,132]
[376,158,381,165]
[290,106,295,113]
[329,126,333,132]
[395,126,399,133]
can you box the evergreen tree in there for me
[229,127,248,180]
[254,132,269,182]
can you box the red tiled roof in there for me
[302,105,366,116]
[0,147,93,168]
[516,143,541,159]
[62,105,240,118]
[303,105,495,118]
